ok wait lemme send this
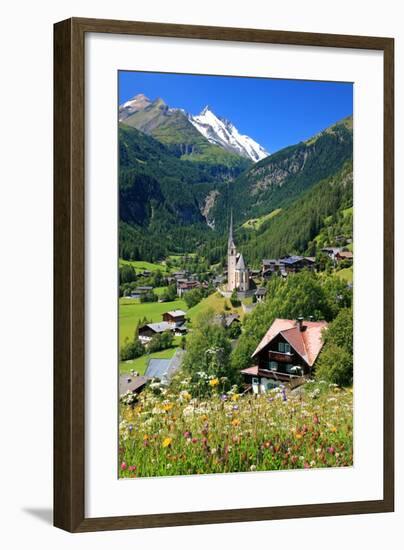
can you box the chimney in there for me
[297,316,304,331]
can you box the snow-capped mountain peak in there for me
[119,93,152,121]
[188,106,269,162]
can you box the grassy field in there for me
[187,291,243,322]
[119,382,353,477]
[336,267,353,283]
[119,258,169,274]
[242,209,282,230]
[120,347,177,375]
[119,297,187,346]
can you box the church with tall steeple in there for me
[227,212,250,292]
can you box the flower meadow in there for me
[119,380,353,478]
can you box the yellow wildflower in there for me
[162,437,172,448]
[295,432,303,439]
[163,403,173,412]
[231,394,240,401]
[143,434,149,441]
[231,418,240,427]
[209,378,219,387]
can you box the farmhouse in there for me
[162,309,186,326]
[241,317,328,393]
[138,322,174,343]
[138,310,188,343]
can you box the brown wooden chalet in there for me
[241,317,328,393]
[162,309,186,326]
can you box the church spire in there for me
[228,209,234,247]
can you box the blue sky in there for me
[119,71,353,153]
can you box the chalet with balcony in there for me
[241,317,328,393]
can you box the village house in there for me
[130,285,153,299]
[162,309,186,326]
[214,313,241,329]
[176,279,200,297]
[138,311,188,343]
[335,250,353,263]
[262,256,315,279]
[119,374,149,398]
[138,321,174,343]
[241,317,328,393]
[254,287,267,302]
[144,349,185,385]
[119,350,186,398]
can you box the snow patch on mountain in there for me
[119,93,152,121]
[188,106,269,162]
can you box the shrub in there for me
[315,307,353,386]
[140,291,158,303]
[120,337,144,361]
[147,331,174,353]
[230,289,241,307]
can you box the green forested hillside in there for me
[209,117,353,231]
[119,116,353,263]
[234,161,353,265]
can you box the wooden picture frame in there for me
[54,17,394,532]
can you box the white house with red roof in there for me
[241,317,328,393]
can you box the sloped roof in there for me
[141,321,172,334]
[119,375,149,396]
[236,253,246,270]
[145,359,171,379]
[252,318,328,366]
[144,349,185,382]
[165,310,186,317]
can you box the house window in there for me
[252,377,259,385]
[269,361,278,371]
[278,342,291,353]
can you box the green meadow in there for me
[119,296,187,346]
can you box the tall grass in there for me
[119,381,353,478]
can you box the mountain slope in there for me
[208,116,353,231]
[188,106,269,162]
[119,124,227,261]
[119,95,251,171]
[119,113,353,265]
[233,160,353,265]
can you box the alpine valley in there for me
[119,93,353,267]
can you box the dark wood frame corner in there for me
[53,17,395,533]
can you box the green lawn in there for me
[119,297,187,346]
[242,209,282,230]
[187,291,243,322]
[119,347,177,375]
[336,267,353,284]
